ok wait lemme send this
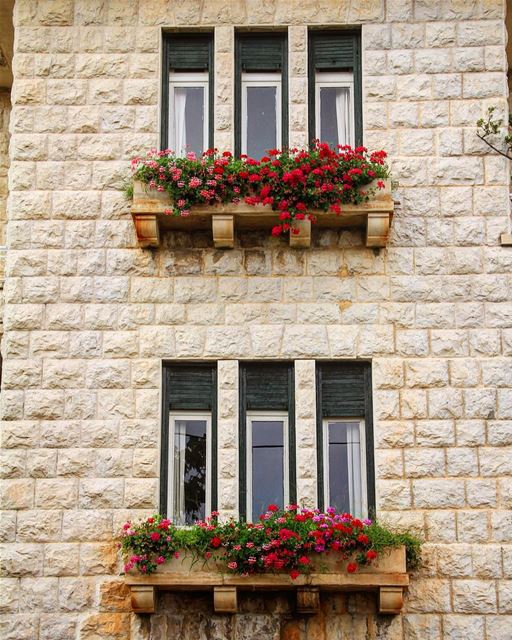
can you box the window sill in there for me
[125,545,408,615]
[131,179,394,250]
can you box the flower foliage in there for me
[120,505,420,578]
[128,143,389,237]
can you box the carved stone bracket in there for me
[130,585,156,614]
[366,212,391,247]
[296,587,320,614]
[379,586,404,614]
[212,214,235,248]
[213,586,237,613]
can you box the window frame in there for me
[240,72,282,158]
[168,411,212,525]
[314,71,355,148]
[168,71,210,157]
[322,416,368,518]
[234,32,288,158]
[160,32,214,152]
[246,410,290,522]
[308,30,362,148]
[315,361,375,515]
[160,362,218,518]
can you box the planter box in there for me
[125,545,408,616]
[131,179,394,249]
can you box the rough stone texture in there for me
[0,0,511,638]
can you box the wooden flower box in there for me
[125,545,408,616]
[131,179,394,250]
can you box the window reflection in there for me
[251,419,284,521]
[173,419,207,524]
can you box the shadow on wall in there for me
[148,591,401,640]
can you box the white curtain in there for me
[174,88,187,156]
[346,422,362,517]
[335,87,351,147]
[173,420,186,524]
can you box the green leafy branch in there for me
[476,106,512,160]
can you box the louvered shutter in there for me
[167,365,215,411]
[167,35,212,71]
[318,362,366,417]
[244,363,291,411]
[310,32,358,71]
[238,35,285,72]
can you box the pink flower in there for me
[174,551,180,559]
[156,556,165,565]
[189,177,201,188]
[227,561,238,570]
[150,532,160,541]
[181,209,190,217]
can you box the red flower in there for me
[211,536,222,548]
[289,569,300,580]
[298,556,310,565]
[347,563,357,573]
[366,550,377,560]
[268,504,279,512]
[357,534,369,545]
[150,532,160,541]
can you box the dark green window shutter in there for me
[167,34,212,71]
[308,30,362,146]
[234,32,288,156]
[318,362,366,417]
[167,364,215,411]
[244,363,290,411]
[238,34,286,72]
[310,32,358,70]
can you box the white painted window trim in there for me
[168,71,209,156]
[315,71,355,148]
[168,411,212,525]
[246,410,289,522]
[322,417,367,518]
[241,72,282,156]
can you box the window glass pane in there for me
[251,419,284,520]
[172,86,205,157]
[173,419,207,524]
[245,86,277,159]
[327,421,362,516]
[319,86,351,148]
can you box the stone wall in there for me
[0,88,9,338]
[1,1,511,639]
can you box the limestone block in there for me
[17,510,62,543]
[377,480,411,509]
[405,360,448,388]
[43,543,79,577]
[57,450,96,477]
[375,449,403,479]
[414,479,465,508]
[452,580,497,613]
[406,579,451,613]
[124,479,158,509]
[282,325,328,358]
[403,614,441,640]
[35,479,78,509]
[204,326,251,358]
[466,479,497,508]
[404,448,445,478]
[249,325,283,357]
[80,542,118,576]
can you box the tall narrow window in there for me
[316,362,374,517]
[235,33,288,158]
[308,31,362,148]
[161,33,213,155]
[161,364,217,524]
[170,413,211,524]
[239,363,295,520]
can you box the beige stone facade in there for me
[1,0,512,639]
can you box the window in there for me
[316,362,375,517]
[161,33,214,154]
[315,72,355,148]
[235,33,288,157]
[322,418,367,517]
[170,413,211,524]
[241,73,282,158]
[308,31,362,148]
[239,363,295,520]
[246,411,289,522]
[161,364,217,524]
